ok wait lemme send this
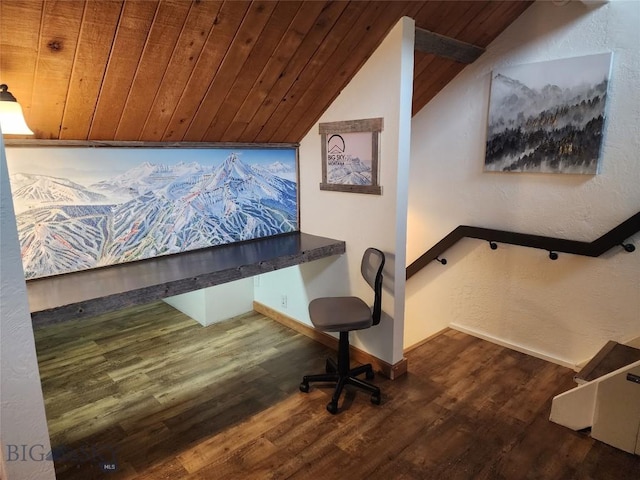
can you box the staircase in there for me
[574,341,640,384]
[550,339,640,455]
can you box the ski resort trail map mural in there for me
[485,52,612,174]
[6,147,298,279]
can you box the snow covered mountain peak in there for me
[10,173,108,214]
[222,153,253,178]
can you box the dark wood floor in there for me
[35,301,639,479]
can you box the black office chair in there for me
[299,247,385,414]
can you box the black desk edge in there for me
[28,232,345,327]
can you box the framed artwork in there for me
[484,52,613,174]
[5,144,298,279]
[319,117,383,194]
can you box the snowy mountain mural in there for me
[484,53,612,174]
[7,148,298,279]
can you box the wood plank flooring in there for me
[35,302,639,479]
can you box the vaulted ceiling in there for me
[0,0,531,143]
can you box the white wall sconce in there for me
[0,84,33,135]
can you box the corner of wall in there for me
[259,17,415,365]
[0,131,56,479]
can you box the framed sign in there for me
[319,117,383,194]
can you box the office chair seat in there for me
[300,247,385,414]
[308,296,373,332]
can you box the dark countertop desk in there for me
[27,232,345,328]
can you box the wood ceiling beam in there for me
[414,26,485,64]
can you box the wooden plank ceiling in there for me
[0,0,531,143]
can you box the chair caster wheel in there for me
[299,382,309,393]
[365,369,375,380]
[371,393,381,405]
[326,402,338,414]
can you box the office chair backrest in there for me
[361,247,385,326]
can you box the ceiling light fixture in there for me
[0,84,33,135]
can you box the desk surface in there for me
[28,232,345,327]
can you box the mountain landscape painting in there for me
[6,147,298,279]
[484,52,612,174]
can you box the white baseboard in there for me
[450,323,579,371]
[621,334,640,349]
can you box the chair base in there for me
[299,332,381,414]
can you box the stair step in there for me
[575,341,640,384]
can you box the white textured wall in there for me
[0,132,55,479]
[255,17,415,364]
[406,0,640,367]
[164,278,253,326]
[164,290,206,325]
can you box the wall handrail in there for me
[406,211,640,280]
